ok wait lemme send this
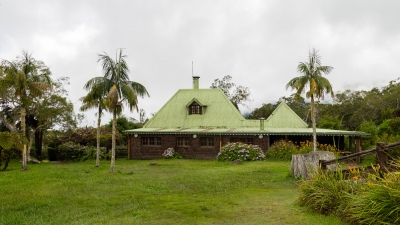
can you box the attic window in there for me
[189,102,202,115]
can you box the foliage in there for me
[378,119,392,136]
[104,115,142,144]
[86,49,149,172]
[81,146,107,161]
[53,142,107,162]
[0,131,27,171]
[358,120,378,149]
[162,148,175,158]
[286,49,334,152]
[217,142,265,161]
[0,51,54,169]
[298,161,400,225]
[246,103,277,119]
[389,117,400,135]
[318,115,341,130]
[56,141,86,162]
[297,167,362,215]
[210,75,251,109]
[266,140,338,161]
[266,140,302,160]
[46,127,118,153]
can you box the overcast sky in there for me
[1,0,400,126]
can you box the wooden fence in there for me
[320,142,400,170]
[116,147,128,158]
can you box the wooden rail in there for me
[320,142,400,170]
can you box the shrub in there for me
[343,164,400,225]
[298,161,400,225]
[217,142,265,161]
[57,141,86,161]
[266,140,339,161]
[162,148,175,158]
[81,146,106,161]
[297,167,362,215]
[266,140,307,160]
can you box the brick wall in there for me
[128,133,269,160]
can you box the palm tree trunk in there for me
[21,108,28,170]
[95,104,101,167]
[27,132,34,162]
[311,96,317,152]
[110,109,116,173]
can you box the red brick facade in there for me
[128,134,269,159]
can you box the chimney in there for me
[193,76,200,89]
[259,117,265,130]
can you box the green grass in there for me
[1,159,345,225]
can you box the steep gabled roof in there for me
[185,98,206,107]
[144,88,254,129]
[265,102,308,128]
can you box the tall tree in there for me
[85,49,149,172]
[286,49,334,152]
[210,75,251,109]
[28,77,77,160]
[80,85,107,167]
[0,51,52,169]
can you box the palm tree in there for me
[80,87,106,167]
[0,51,52,170]
[85,49,149,172]
[286,49,334,152]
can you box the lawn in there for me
[0,159,345,225]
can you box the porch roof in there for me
[125,127,368,136]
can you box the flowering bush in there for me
[265,140,300,160]
[217,142,265,161]
[266,140,339,161]
[162,148,175,158]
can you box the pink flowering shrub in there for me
[217,142,265,161]
[162,148,175,158]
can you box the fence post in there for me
[376,142,388,168]
[355,137,362,164]
[319,160,327,171]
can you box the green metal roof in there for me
[125,127,368,136]
[126,81,367,137]
[144,88,254,129]
[265,102,308,128]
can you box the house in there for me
[125,76,367,159]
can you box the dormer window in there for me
[189,102,202,115]
[186,98,206,115]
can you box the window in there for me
[177,137,190,146]
[230,138,254,145]
[142,137,161,146]
[189,102,202,115]
[200,137,214,146]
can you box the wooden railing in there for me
[320,142,400,170]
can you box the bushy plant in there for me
[217,142,265,161]
[267,140,339,161]
[299,141,339,154]
[298,161,400,225]
[297,167,362,215]
[343,171,400,224]
[162,148,175,158]
[81,146,106,161]
[266,140,301,160]
[57,141,86,161]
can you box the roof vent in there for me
[260,117,265,131]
